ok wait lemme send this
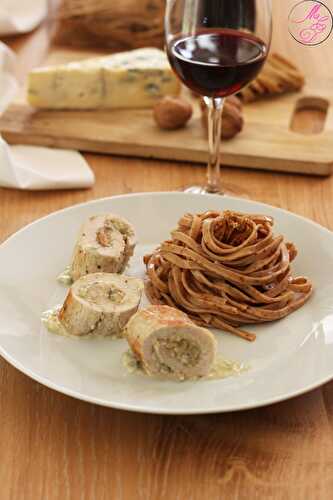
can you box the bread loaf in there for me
[53,0,165,49]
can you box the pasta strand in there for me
[144,211,313,342]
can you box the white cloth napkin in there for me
[0,43,95,191]
[0,137,95,190]
[0,0,47,36]
[0,42,18,113]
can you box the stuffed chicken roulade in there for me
[70,214,136,281]
[59,273,143,337]
[125,305,217,380]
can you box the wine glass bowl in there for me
[165,0,272,195]
[168,30,268,98]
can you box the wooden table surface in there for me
[1,2,333,499]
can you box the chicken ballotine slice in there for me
[59,273,143,337]
[70,214,136,281]
[125,305,217,380]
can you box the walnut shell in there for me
[200,96,244,140]
[153,96,193,130]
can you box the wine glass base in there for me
[182,183,250,198]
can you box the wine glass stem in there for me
[204,96,225,194]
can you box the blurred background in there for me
[26,0,333,80]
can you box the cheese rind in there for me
[27,48,180,110]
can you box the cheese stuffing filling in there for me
[78,282,126,305]
[153,338,201,368]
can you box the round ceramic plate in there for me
[0,192,332,414]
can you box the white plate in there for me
[0,192,332,415]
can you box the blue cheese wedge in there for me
[27,48,180,110]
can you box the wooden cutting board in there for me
[1,48,333,176]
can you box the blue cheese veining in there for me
[28,48,181,110]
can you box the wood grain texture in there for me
[1,49,333,175]
[0,1,333,499]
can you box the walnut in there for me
[153,96,193,130]
[200,96,244,140]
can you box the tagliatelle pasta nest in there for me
[144,211,313,342]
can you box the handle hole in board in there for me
[290,96,329,135]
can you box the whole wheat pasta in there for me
[144,211,313,342]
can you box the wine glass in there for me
[165,0,272,195]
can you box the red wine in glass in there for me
[167,29,267,98]
[165,0,272,195]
